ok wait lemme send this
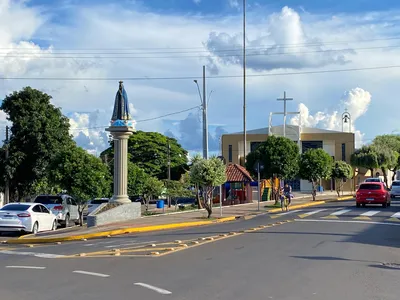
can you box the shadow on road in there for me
[290,255,379,264]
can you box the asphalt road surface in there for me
[0,200,399,300]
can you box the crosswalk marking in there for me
[390,212,400,218]
[298,209,327,218]
[270,210,302,219]
[331,209,352,216]
[361,210,381,217]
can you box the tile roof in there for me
[225,125,347,135]
[226,164,253,182]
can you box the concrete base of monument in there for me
[87,202,141,228]
[111,195,132,204]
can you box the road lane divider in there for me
[73,270,110,278]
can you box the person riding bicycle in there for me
[282,183,292,206]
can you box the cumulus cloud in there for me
[205,6,352,72]
[290,88,372,148]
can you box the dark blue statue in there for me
[111,81,131,121]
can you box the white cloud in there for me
[290,88,372,148]
[193,0,201,4]
[228,0,240,9]
[205,6,351,72]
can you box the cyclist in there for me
[282,183,293,210]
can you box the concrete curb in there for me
[4,216,237,245]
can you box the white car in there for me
[390,180,400,198]
[0,203,57,234]
[86,198,110,216]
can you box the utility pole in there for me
[4,125,9,205]
[242,0,247,166]
[167,142,171,208]
[277,91,293,137]
[202,65,208,159]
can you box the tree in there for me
[373,145,398,187]
[350,145,379,176]
[246,136,299,203]
[189,154,203,209]
[49,146,112,225]
[100,131,188,180]
[163,179,193,210]
[331,161,353,197]
[299,149,333,201]
[0,87,74,199]
[142,176,164,211]
[189,156,226,218]
[372,135,400,180]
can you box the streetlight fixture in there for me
[193,66,208,159]
[253,160,265,211]
[342,109,351,132]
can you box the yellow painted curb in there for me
[336,196,354,201]
[6,216,237,245]
[268,201,326,213]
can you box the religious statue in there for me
[111,81,131,121]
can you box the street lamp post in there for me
[254,161,265,211]
[342,109,351,132]
[194,67,208,159]
[217,156,226,216]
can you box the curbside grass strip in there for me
[6,216,238,245]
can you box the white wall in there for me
[323,140,335,157]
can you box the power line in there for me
[0,36,399,51]
[3,64,400,81]
[1,45,398,59]
[69,105,201,131]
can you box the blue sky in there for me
[1,0,400,153]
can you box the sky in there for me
[1,0,400,156]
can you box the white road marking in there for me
[0,250,64,259]
[5,266,46,270]
[361,210,381,217]
[390,212,400,218]
[73,270,110,278]
[295,219,400,226]
[104,241,157,249]
[278,210,302,216]
[83,244,94,247]
[330,209,351,216]
[302,209,327,216]
[134,282,172,295]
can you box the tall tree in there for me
[246,136,299,203]
[101,131,188,180]
[350,145,379,177]
[48,146,112,225]
[189,156,226,218]
[0,87,74,199]
[298,149,333,201]
[373,145,398,187]
[331,161,353,197]
[372,135,400,180]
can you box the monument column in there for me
[106,81,136,204]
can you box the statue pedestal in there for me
[106,125,135,204]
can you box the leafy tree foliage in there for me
[0,87,73,200]
[299,149,333,200]
[142,176,164,211]
[189,156,226,218]
[372,135,400,181]
[246,136,300,181]
[49,146,112,225]
[101,131,188,180]
[331,161,353,197]
[163,179,193,210]
[350,145,379,176]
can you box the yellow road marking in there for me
[321,215,339,219]
[353,216,371,221]
[385,218,400,222]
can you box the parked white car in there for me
[86,198,110,216]
[34,194,79,228]
[390,180,400,198]
[0,203,57,234]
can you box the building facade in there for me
[221,125,356,192]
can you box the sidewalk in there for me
[5,192,353,244]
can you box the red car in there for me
[356,182,391,208]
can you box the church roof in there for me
[226,125,346,135]
[226,164,253,182]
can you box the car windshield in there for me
[34,196,63,204]
[392,181,400,186]
[91,199,109,204]
[0,204,29,211]
[359,184,381,190]
[366,178,380,182]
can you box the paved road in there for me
[0,200,399,299]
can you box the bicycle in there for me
[281,193,291,212]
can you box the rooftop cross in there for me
[276,91,293,137]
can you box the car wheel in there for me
[356,203,361,208]
[32,222,39,234]
[52,220,57,231]
[63,214,70,228]
[382,202,387,208]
